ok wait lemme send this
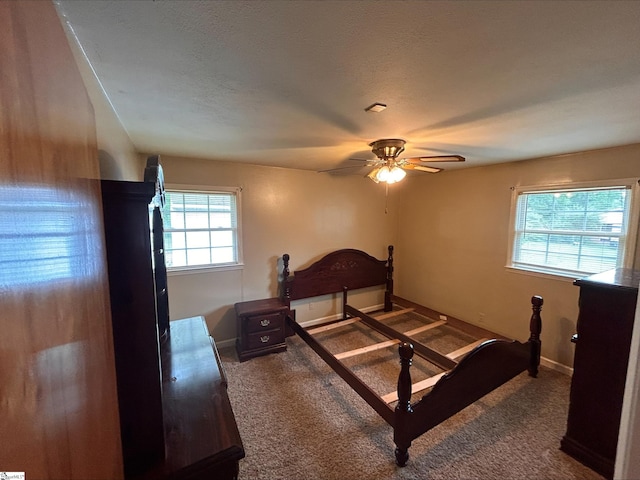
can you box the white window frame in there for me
[162,185,243,275]
[506,178,640,280]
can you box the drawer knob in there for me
[260,319,271,327]
[260,335,270,343]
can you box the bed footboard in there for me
[394,295,543,466]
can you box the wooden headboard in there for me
[282,246,394,311]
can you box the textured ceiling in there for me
[55,0,640,174]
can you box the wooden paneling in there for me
[0,1,123,478]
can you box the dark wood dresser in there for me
[561,268,640,479]
[235,298,289,361]
[137,316,245,480]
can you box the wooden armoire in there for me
[101,157,244,479]
[101,157,168,475]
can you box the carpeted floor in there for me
[220,313,604,480]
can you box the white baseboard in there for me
[540,356,573,376]
[214,337,236,349]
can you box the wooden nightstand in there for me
[235,298,289,362]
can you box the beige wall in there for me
[395,143,640,367]
[159,155,399,341]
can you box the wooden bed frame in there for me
[281,245,543,466]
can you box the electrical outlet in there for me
[479,312,486,324]
[308,302,314,310]
[439,314,447,321]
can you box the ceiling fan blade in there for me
[318,156,381,173]
[318,164,372,173]
[405,164,443,173]
[348,157,377,162]
[406,155,465,163]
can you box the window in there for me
[508,179,639,278]
[161,187,242,271]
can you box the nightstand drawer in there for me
[246,312,284,334]
[246,329,285,350]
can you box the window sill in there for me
[504,265,581,283]
[167,263,244,277]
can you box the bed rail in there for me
[287,314,395,425]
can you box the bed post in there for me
[342,286,348,320]
[394,342,414,467]
[528,295,543,378]
[282,254,291,307]
[385,245,394,312]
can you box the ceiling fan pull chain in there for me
[385,183,389,214]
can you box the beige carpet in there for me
[220,313,605,480]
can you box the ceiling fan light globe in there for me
[367,167,381,183]
[388,166,406,183]
[376,166,391,182]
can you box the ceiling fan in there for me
[322,139,465,184]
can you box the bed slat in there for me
[335,339,400,360]
[446,339,488,359]
[372,308,415,320]
[403,320,447,336]
[306,317,361,335]
[333,320,449,360]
